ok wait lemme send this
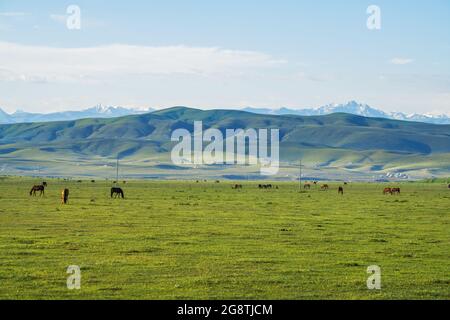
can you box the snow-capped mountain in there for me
[0,105,154,124]
[243,101,450,124]
[0,108,13,123]
[1,101,449,124]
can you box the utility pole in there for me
[116,156,119,186]
[299,160,302,191]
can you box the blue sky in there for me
[0,0,449,114]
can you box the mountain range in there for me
[0,101,449,125]
[242,101,450,125]
[0,105,153,124]
[0,107,449,180]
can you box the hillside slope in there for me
[0,107,449,179]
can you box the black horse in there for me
[30,185,45,196]
[111,187,125,199]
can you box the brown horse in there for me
[111,187,125,198]
[30,185,45,196]
[383,188,392,195]
[61,189,69,204]
[320,184,329,191]
[338,186,344,195]
[304,183,311,190]
[232,184,243,190]
[391,188,401,195]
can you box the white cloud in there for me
[0,42,285,83]
[389,58,414,65]
[0,12,29,17]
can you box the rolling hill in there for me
[0,107,449,180]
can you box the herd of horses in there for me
[26,180,450,204]
[258,184,279,189]
[29,182,125,204]
[383,187,401,195]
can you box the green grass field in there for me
[0,177,448,300]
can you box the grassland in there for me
[0,177,448,300]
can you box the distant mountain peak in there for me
[0,105,155,124]
[242,101,450,124]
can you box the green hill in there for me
[0,107,449,179]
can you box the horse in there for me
[383,188,392,195]
[304,184,311,190]
[30,185,45,197]
[448,184,450,189]
[338,186,344,195]
[320,184,329,191]
[232,184,243,190]
[42,181,48,187]
[61,189,69,204]
[391,188,401,195]
[111,187,125,198]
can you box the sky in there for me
[0,0,449,115]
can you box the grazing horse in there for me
[232,184,243,190]
[320,184,329,191]
[30,185,45,196]
[61,189,69,204]
[304,184,311,190]
[383,188,392,195]
[391,188,401,195]
[338,186,344,195]
[111,187,125,198]
[42,181,48,187]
